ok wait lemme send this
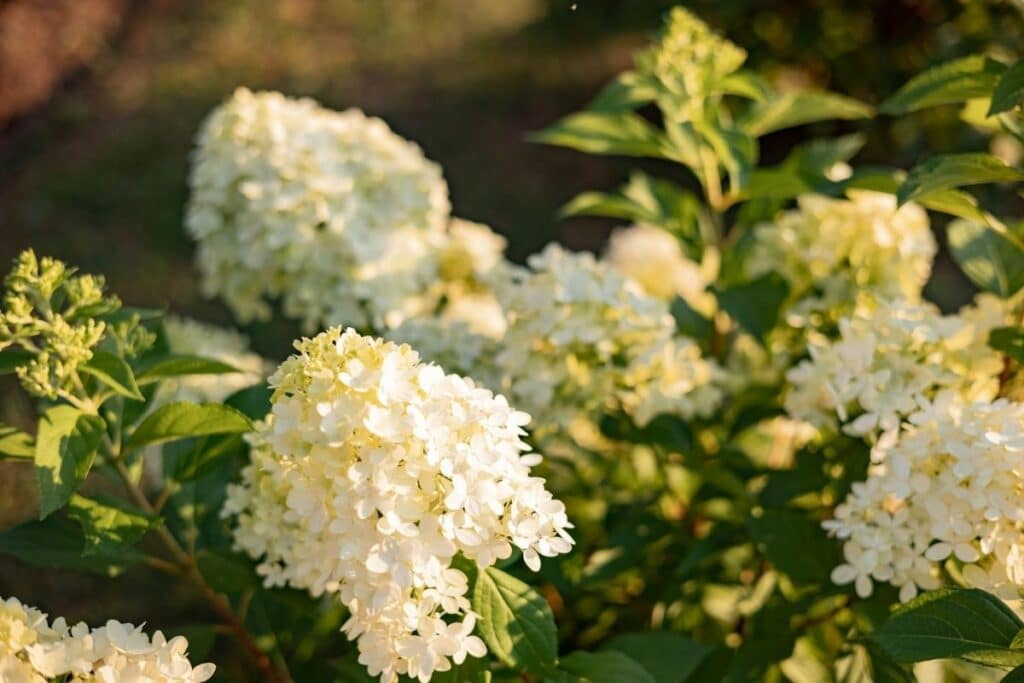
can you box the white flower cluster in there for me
[826,394,1024,603]
[495,244,724,432]
[385,318,501,390]
[747,191,936,326]
[158,315,271,405]
[785,296,1005,438]
[603,224,714,314]
[0,594,214,682]
[186,88,451,331]
[223,328,573,683]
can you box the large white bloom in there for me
[825,394,1024,604]
[603,224,714,314]
[785,296,1005,439]
[0,595,215,683]
[223,328,573,683]
[494,244,723,434]
[747,191,936,326]
[186,88,451,331]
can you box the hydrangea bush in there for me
[2,6,1024,682]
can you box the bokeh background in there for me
[0,0,1021,670]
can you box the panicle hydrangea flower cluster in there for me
[784,296,1005,439]
[186,88,451,331]
[0,250,152,402]
[603,223,715,315]
[825,393,1024,604]
[223,328,573,683]
[634,7,746,122]
[495,244,724,433]
[746,191,936,328]
[0,595,214,683]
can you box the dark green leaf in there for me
[746,134,865,200]
[880,55,1006,115]
[670,297,713,345]
[548,651,655,683]
[196,549,260,593]
[169,625,217,662]
[172,434,244,482]
[0,348,33,375]
[990,327,1024,363]
[947,220,1024,297]
[587,72,658,112]
[604,632,711,683]
[126,402,252,449]
[740,91,872,137]
[431,657,492,683]
[1004,664,1024,682]
[136,354,243,384]
[35,405,105,518]
[529,112,668,158]
[989,59,1024,116]
[66,493,156,557]
[748,509,841,584]
[863,642,915,683]
[225,384,273,420]
[81,350,143,400]
[0,517,142,575]
[714,274,789,341]
[869,588,1024,666]
[898,153,1024,206]
[0,423,33,459]
[469,565,558,675]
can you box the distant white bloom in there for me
[224,328,573,683]
[495,244,723,434]
[186,88,451,331]
[785,296,1005,439]
[385,317,501,390]
[826,394,1024,603]
[747,191,936,327]
[0,595,214,683]
[603,224,714,314]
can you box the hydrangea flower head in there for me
[747,191,936,327]
[635,7,746,121]
[0,595,214,682]
[186,88,451,331]
[224,328,573,682]
[825,394,1024,604]
[785,296,1004,438]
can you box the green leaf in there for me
[0,348,33,375]
[863,643,915,683]
[35,405,105,518]
[225,384,273,420]
[604,632,711,683]
[869,588,1024,666]
[529,112,668,158]
[196,549,260,593]
[0,517,142,575]
[695,119,756,192]
[670,297,713,345]
[469,565,558,675]
[1004,664,1024,682]
[81,350,144,400]
[989,327,1024,363]
[431,657,492,683]
[989,59,1024,116]
[136,354,242,384]
[66,493,156,557]
[0,423,33,459]
[548,651,656,683]
[898,153,1024,206]
[718,71,770,102]
[126,402,252,450]
[740,91,872,137]
[947,220,1024,297]
[172,434,244,482]
[880,55,1006,115]
[587,72,658,112]
[746,134,865,200]
[714,274,789,341]
[748,508,841,584]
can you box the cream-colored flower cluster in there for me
[223,328,573,683]
[186,88,451,331]
[634,7,746,122]
[0,595,214,682]
[495,244,724,433]
[158,316,271,405]
[747,191,936,328]
[785,296,1005,439]
[826,394,1024,603]
[603,224,714,314]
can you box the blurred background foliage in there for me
[0,0,1021,659]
